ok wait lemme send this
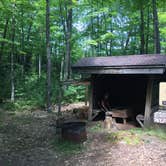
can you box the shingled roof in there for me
[72,54,166,74]
[73,54,166,68]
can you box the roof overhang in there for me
[72,65,166,75]
[72,54,166,75]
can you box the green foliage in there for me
[1,97,43,112]
[0,0,165,111]
[16,74,46,109]
[100,32,115,43]
[0,64,11,99]
[63,85,85,103]
[86,39,98,46]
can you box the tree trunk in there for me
[124,30,132,54]
[38,54,41,78]
[90,1,94,57]
[109,13,113,56]
[23,23,32,72]
[0,18,9,62]
[64,0,72,80]
[145,6,150,54]
[21,10,25,74]
[97,0,99,56]
[103,11,109,56]
[152,0,161,53]
[46,0,51,112]
[11,13,15,102]
[140,4,145,54]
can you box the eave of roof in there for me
[73,67,165,75]
[72,54,166,75]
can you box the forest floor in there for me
[0,104,166,166]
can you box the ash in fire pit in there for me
[61,121,87,143]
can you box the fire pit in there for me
[61,121,87,143]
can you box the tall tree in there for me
[140,1,145,54]
[152,0,161,53]
[10,3,16,102]
[46,0,51,112]
[145,5,150,54]
[0,17,9,62]
[65,0,73,80]
[59,0,73,80]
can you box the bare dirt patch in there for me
[0,106,166,166]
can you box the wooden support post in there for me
[144,79,154,128]
[88,81,93,121]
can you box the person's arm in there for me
[101,100,109,112]
[106,101,111,110]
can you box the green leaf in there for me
[100,32,114,42]
[86,39,98,46]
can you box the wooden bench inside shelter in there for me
[106,108,133,124]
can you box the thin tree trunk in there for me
[105,43,109,56]
[90,1,94,57]
[152,0,161,53]
[60,59,64,81]
[59,0,66,80]
[64,0,72,80]
[21,10,25,74]
[11,13,15,102]
[124,30,132,54]
[38,54,41,78]
[145,6,150,54]
[109,13,113,56]
[46,0,51,112]
[0,18,9,62]
[21,10,25,52]
[102,4,108,56]
[97,0,99,56]
[140,4,145,54]
[23,23,32,72]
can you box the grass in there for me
[51,138,85,156]
[130,128,166,140]
[0,99,44,112]
[88,122,166,145]
[106,132,119,143]
[109,128,166,145]
[146,128,166,140]
[107,131,142,145]
[88,122,103,132]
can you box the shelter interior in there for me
[92,74,159,125]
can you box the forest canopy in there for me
[0,0,165,110]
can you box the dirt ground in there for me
[0,106,166,166]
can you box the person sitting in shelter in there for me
[100,93,111,112]
[93,93,111,121]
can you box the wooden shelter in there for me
[72,54,166,127]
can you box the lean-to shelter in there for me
[72,54,166,127]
